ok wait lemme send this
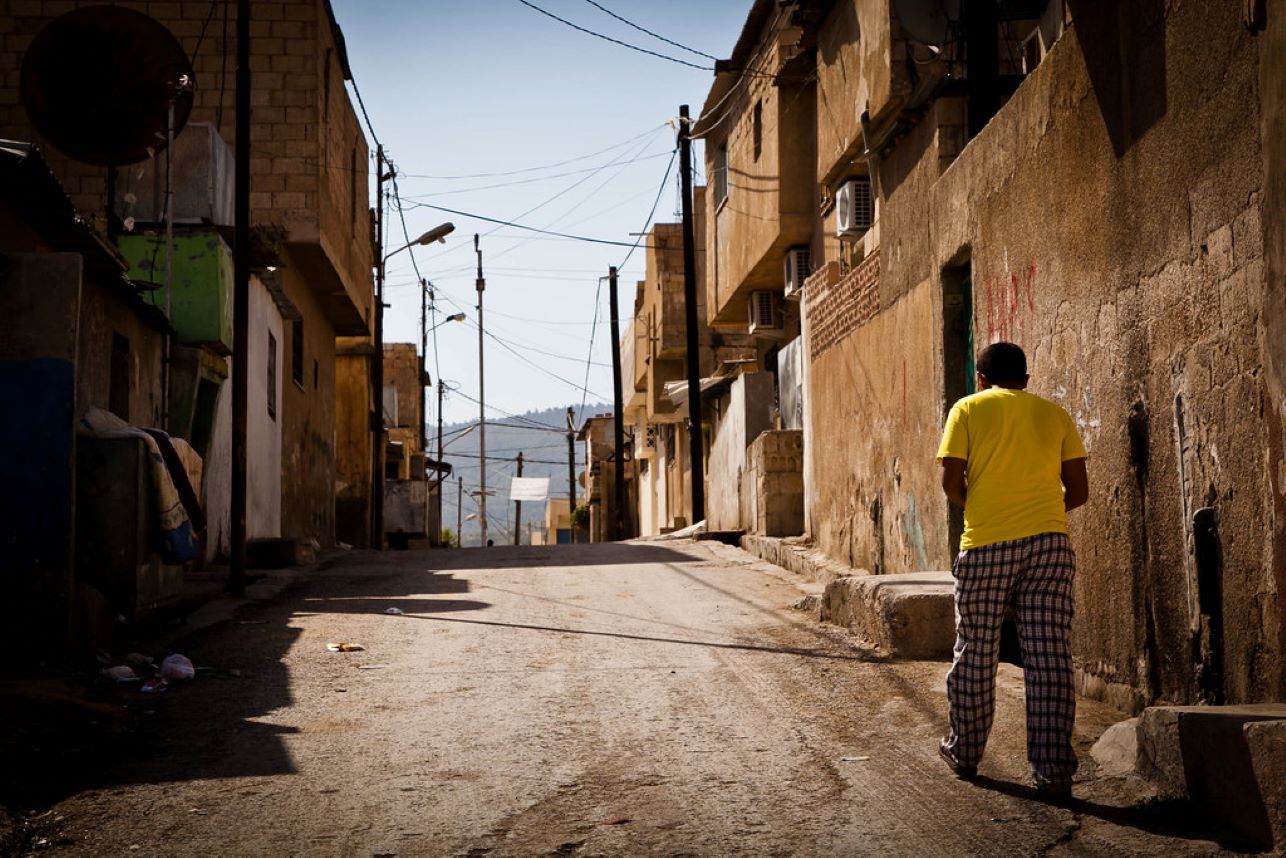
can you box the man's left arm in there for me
[1061,457,1088,511]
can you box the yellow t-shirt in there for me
[936,388,1087,550]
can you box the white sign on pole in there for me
[509,477,550,502]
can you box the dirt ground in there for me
[1,540,1239,856]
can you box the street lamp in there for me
[391,222,455,259]
[374,220,454,550]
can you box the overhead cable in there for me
[581,0,718,61]
[406,201,647,248]
[517,0,713,71]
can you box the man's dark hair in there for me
[976,342,1027,383]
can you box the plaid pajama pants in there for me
[942,532,1078,786]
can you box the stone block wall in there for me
[743,430,804,537]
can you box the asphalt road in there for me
[17,541,1230,856]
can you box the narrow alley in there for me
[10,541,1226,856]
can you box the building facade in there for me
[693,0,1286,709]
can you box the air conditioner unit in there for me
[747,290,782,336]
[783,246,810,300]
[130,122,235,227]
[835,176,874,239]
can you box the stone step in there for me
[1131,704,1286,851]
[821,572,956,659]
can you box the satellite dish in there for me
[20,5,196,167]
[892,0,961,48]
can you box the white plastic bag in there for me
[160,653,196,681]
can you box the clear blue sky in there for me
[330,0,750,427]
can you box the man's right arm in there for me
[940,457,968,509]
[1061,457,1088,511]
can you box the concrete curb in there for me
[738,534,856,585]
[738,533,955,658]
[821,573,956,659]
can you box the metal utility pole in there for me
[566,406,577,542]
[608,266,626,541]
[436,378,445,475]
[419,278,430,457]
[371,147,392,550]
[474,234,488,547]
[457,476,463,548]
[513,452,524,546]
[678,104,705,524]
[228,0,251,596]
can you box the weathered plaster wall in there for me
[74,281,166,429]
[334,343,372,547]
[1259,0,1286,708]
[705,19,817,327]
[204,277,283,560]
[815,0,902,185]
[806,278,944,572]
[707,372,773,530]
[806,1,1278,706]
[279,252,336,545]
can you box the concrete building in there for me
[0,0,375,551]
[380,342,443,547]
[578,414,625,543]
[700,0,1286,708]
[0,141,173,650]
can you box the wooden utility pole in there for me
[475,234,488,547]
[371,146,391,550]
[566,406,577,542]
[678,104,705,524]
[513,452,524,546]
[608,266,625,541]
[228,0,251,596]
[457,476,463,548]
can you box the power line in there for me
[346,78,382,151]
[392,124,666,180]
[581,0,719,61]
[578,278,605,428]
[410,126,667,268]
[618,148,677,270]
[404,201,646,248]
[517,0,713,71]
[401,150,672,197]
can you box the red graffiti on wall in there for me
[901,359,907,424]
[984,262,1037,344]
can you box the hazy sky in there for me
[330,0,750,427]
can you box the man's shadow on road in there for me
[971,775,1225,847]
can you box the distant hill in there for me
[435,402,610,546]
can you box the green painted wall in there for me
[116,232,233,354]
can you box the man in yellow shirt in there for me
[935,342,1089,800]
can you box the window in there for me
[109,333,130,420]
[714,144,728,206]
[752,100,762,161]
[267,331,277,420]
[291,318,304,387]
